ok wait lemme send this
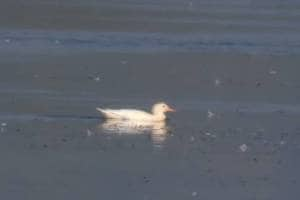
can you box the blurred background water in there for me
[1,0,300,54]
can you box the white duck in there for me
[96,102,175,121]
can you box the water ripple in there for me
[1,29,299,55]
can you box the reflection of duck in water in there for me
[101,119,166,134]
[99,119,169,148]
[96,102,175,121]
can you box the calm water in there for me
[0,0,300,199]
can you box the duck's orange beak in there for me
[167,107,176,112]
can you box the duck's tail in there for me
[96,107,109,118]
[96,107,105,113]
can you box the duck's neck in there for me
[152,111,166,121]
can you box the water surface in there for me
[0,0,300,199]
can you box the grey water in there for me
[0,0,300,200]
[1,0,300,54]
[1,29,300,54]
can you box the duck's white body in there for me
[96,102,175,122]
[96,108,158,121]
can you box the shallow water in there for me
[1,0,300,199]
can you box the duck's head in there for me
[152,102,176,116]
